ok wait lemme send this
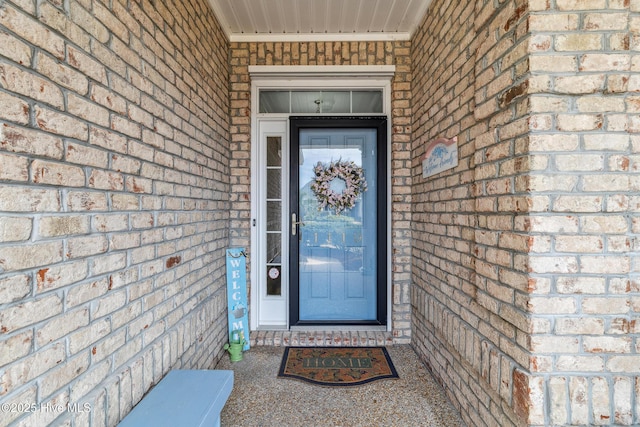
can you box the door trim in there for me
[249,66,394,331]
[289,116,388,327]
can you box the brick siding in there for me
[1,0,637,426]
[228,41,414,342]
[0,0,230,425]
[412,0,639,426]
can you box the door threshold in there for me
[290,325,387,332]
[250,329,394,347]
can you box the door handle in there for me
[291,213,304,236]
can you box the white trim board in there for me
[249,66,394,331]
[249,65,396,80]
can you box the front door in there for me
[289,117,387,326]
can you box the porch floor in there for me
[217,331,465,426]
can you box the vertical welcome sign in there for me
[226,248,250,351]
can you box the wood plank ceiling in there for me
[207,0,433,41]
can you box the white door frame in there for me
[249,65,395,331]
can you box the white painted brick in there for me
[38,215,90,238]
[0,330,32,366]
[583,297,630,314]
[91,253,127,276]
[553,195,603,213]
[118,368,133,420]
[113,336,142,371]
[1,123,64,159]
[91,329,126,363]
[528,256,578,274]
[592,377,611,426]
[583,215,629,233]
[111,301,142,328]
[67,45,108,84]
[89,126,127,153]
[0,28,32,66]
[32,159,86,187]
[111,193,140,210]
[70,360,111,402]
[36,307,89,346]
[66,235,108,258]
[556,356,604,372]
[570,377,590,425]
[555,317,605,334]
[584,336,632,353]
[93,213,129,232]
[66,278,109,308]
[0,293,62,334]
[0,241,63,272]
[92,290,127,319]
[67,93,111,128]
[66,191,109,212]
[0,342,65,395]
[530,336,580,353]
[88,169,125,191]
[110,232,141,250]
[68,318,111,355]
[0,386,36,426]
[111,154,142,174]
[0,152,29,182]
[0,274,31,304]
[105,376,120,427]
[0,216,31,242]
[35,52,88,95]
[0,90,29,124]
[613,377,633,424]
[555,236,603,253]
[109,268,139,290]
[581,256,630,274]
[39,353,90,398]
[0,62,64,108]
[14,391,70,427]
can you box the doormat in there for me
[278,347,399,387]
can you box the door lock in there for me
[291,213,304,236]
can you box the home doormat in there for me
[278,347,399,387]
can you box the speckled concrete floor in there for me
[217,345,465,427]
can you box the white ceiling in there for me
[207,0,433,42]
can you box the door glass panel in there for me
[267,136,282,165]
[297,128,377,321]
[260,91,290,113]
[266,136,282,296]
[291,91,321,113]
[352,90,383,113]
[266,169,281,199]
[318,91,350,113]
[266,233,281,263]
[260,90,384,114]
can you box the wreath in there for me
[310,160,367,215]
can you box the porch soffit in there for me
[207,0,433,42]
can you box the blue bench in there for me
[117,370,234,427]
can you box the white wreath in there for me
[310,160,367,215]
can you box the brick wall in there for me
[0,0,230,425]
[412,0,639,426]
[228,41,414,341]
[527,2,638,425]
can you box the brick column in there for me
[527,2,639,425]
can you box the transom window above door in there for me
[259,90,383,114]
